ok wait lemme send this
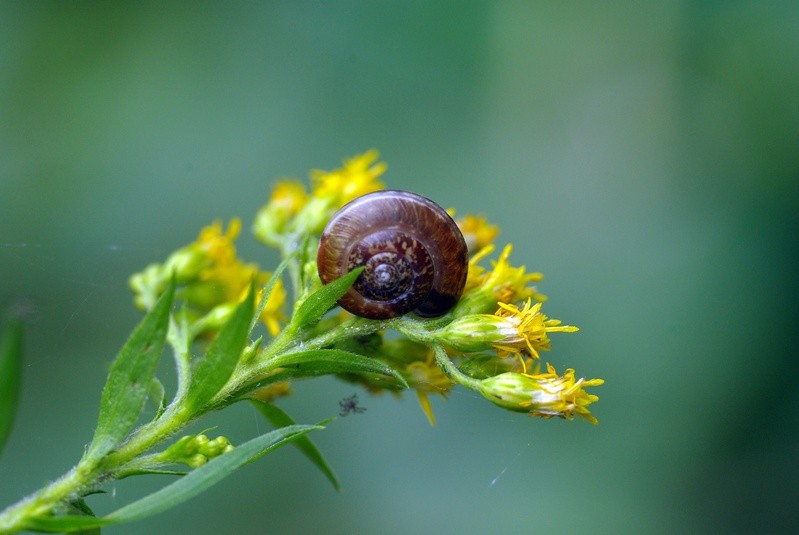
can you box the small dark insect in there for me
[339,394,366,417]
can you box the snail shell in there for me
[317,190,468,320]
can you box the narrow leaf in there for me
[251,400,339,490]
[23,515,113,532]
[118,468,187,479]
[0,315,23,455]
[251,250,295,333]
[185,285,255,414]
[24,424,321,533]
[107,424,320,522]
[147,377,166,419]
[67,499,101,535]
[270,349,408,388]
[293,267,364,326]
[85,278,175,462]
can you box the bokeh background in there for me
[2,2,798,534]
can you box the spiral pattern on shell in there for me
[317,190,468,320]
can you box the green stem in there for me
[431,344,482,390]
[0,400,193,534]
[0,466,83,534]
[217,316,387,403]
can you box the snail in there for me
[317,190,468,320]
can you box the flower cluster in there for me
[129,150,603,425]
[130,219,286,337]
[253,150,386,249]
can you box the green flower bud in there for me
[200,436,232,457]
[478,365,604,424]
[129,263,167,310]
[187,453,207,468]
[191,302,236,334]
[432,314,506,352]
[161,433,235,468]
[477,372,540,413]
[163,245,209,283]
[253,180,308,247]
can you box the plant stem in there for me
[0,466,83,534]
[0,402,193,534]
[431,344,482,390]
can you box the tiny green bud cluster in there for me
[163,434,235,468]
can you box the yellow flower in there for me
[434,299,577,373]
[132,218,287,335]
[455,244,545,315]
[463,244,494,292]
[483,244,545,304]
[405,358,453,426]
[491,299,578,360]
[252,180,309,246]
[194,220,254,302]
[270,180,308,215]
[457,213,500,253]
[520,364,604,424]
[478,364,604,424]
[197,218,242,268]
[310,149,386,207]
[250,380,293,403]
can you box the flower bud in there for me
[433,314,506,353]
[161,433,235,468]
[164,245,210,283]
[187,453,207,468]
[478,365,604,424]
[253,180,308,246]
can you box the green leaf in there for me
[107,424,321,522]
[118,468,187,479]
[184,284,255,414]
[24,425,323,532]
[147,377,166,419]
[24,424,322,533]
[23,515,113,533]
[85,278,175,463]
[270,349,408,388]
[251,251,295,333]
[0,315,23,456]
[293,267,364,326]
[251,400,339,490]
[66,499,101,535]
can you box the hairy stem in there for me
[0,399,194,533]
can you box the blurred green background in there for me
[2,2,798,534]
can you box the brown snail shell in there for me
[317,190,468,320]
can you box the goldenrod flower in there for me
[197,218,242,267]
[478,364,604,424]
[310,149,386,207]
[463,244,494,292]
[433,299,576,369]
[456,213,500,253]
[253,180,309,246]
[456,244,546,315]
[271,180,308,215]
[405,359,453,425]
[250,380,293,403]
[194,220,268,304]
[131,218,285,335]
[483,244,545,304]
[491,299,578,359]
